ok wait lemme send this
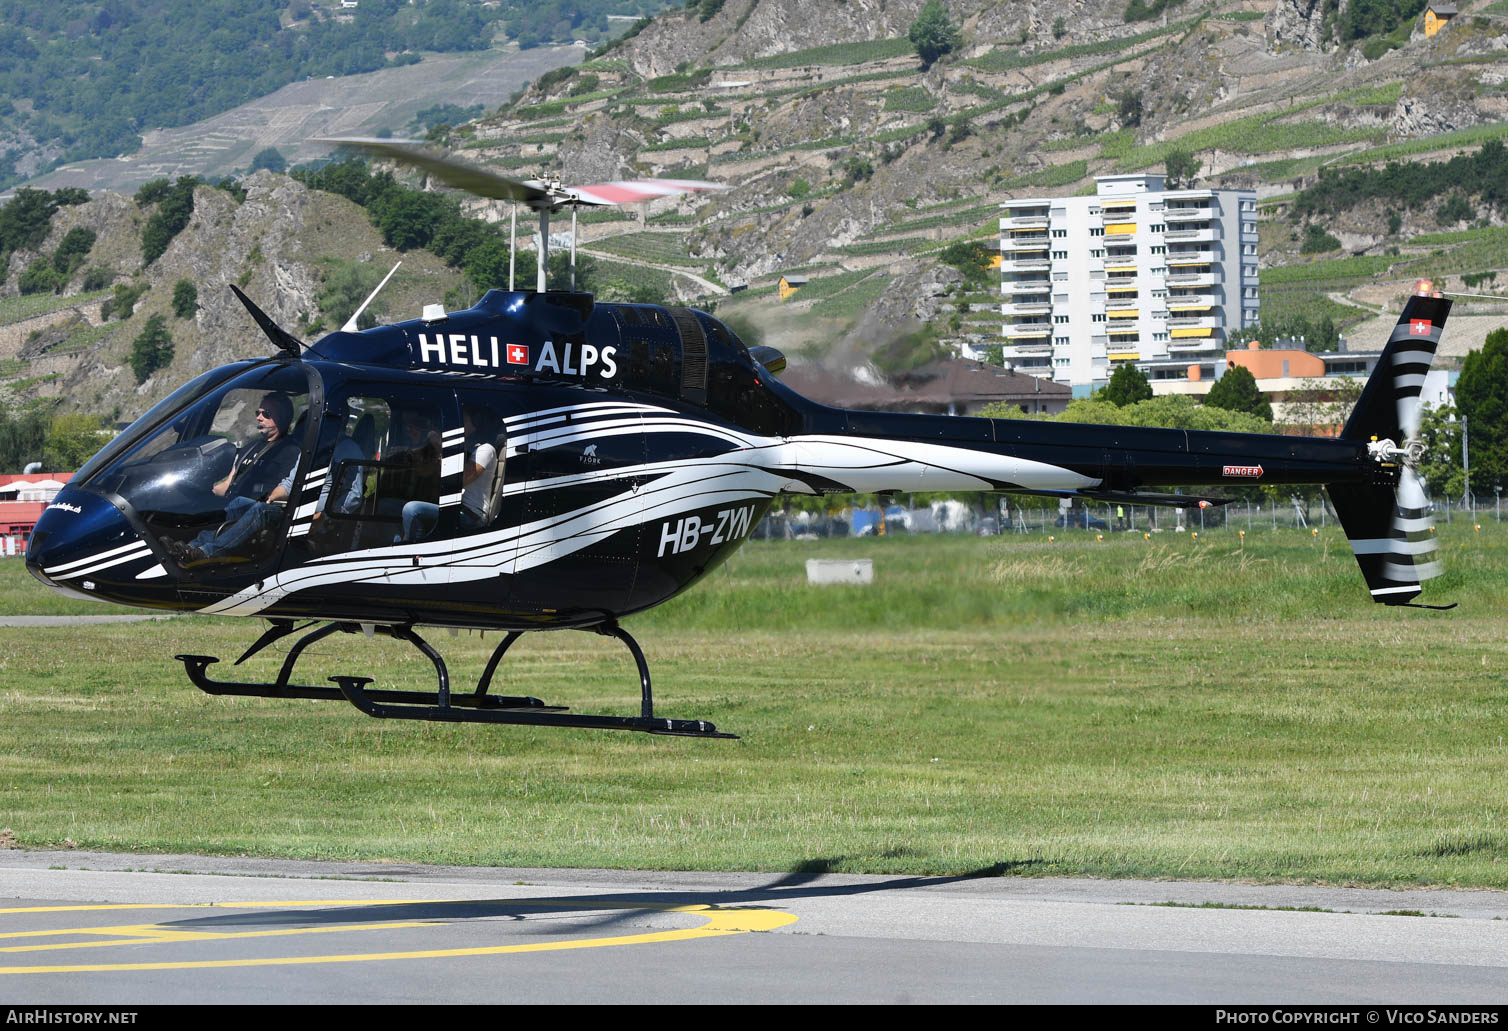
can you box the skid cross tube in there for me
[176,620,736,738]
[176,621,557,712]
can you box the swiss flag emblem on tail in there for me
[1410,319,1432,336]
[506,344,529,365]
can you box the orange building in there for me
[1224,344,1327,381]
[1424,3,1456,36]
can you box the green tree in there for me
[17,260,63,295]
[1104,363,1153,407]
[1455,327,1508,495]
[908,1,960,69]
[51,227,95,275]
[546,249,596,292]
[1164,148,1199,188]
[0,408,51,473]
[140,177,197,265]
[939,240,995,287]
[171,280,198,319]
[129,314,174,383]
[317,262,387,330]
[44,413,107,471]
[1301,223,1341,254]
[0,189,60,253]
[1416,402,1466,501]
[1204,364,1273,423]
[1117,89,1143,129]
[250,147,287,174]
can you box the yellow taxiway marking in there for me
[0,899,796,974]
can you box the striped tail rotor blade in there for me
[1389,466,1443,583]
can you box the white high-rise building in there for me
[998,174,1259,392]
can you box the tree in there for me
[1103,363,1153,407]
[51,227,95,276]
[250,147,287,174]
[1117,89,1143,129]
[908,1,960,69]
[44,413,106,471]
[546,248,596,292]
[1203,364,1273,423]
[129,314,174,383]
[171,280,198,319]
[140,177,197,265]
[1416,402,1466,501]
[1164,149,1199,188]
[1455,327,1508,495]
[317,262,387,330]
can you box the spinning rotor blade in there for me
[314,137,552,206]
[568,178,730,207]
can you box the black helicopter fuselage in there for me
[26,289,1397,630]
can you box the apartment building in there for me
[999,173,1259,392]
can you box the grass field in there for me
[1,520,1505,884]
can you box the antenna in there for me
[341,260,402,333]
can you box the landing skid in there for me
[175,620,736,739]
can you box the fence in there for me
[754,492,1503,540]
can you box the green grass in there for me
[808,272,892,318]
[0,288,112,327]
[1001,160,1090,190]
[735,38,914,70]
[1,522,1505,882]
[967,18,1197,72]
[1327,122,1508,168]
[1260,254,1403,285]
[588,232,704,267]
[883,86,935,112]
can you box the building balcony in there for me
[1166,293,1218,308]
[1166,252,1216,268]
[1001,214,1049,229]
[1006,323,1054,339]
[1002,278,1051,294]
[1167,339,1221,353]
[1163,226,1220,244]
[1004,300,1052,315]
[1166,314,1223,329]
[1001,234,1050,250]
[1003,341,1054,356]
[1166,271,1217,287]
[1164,205,1216,222]
[1001,258,1051,273]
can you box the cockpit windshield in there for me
[81,364,314,574]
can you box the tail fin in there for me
[1328,291,1451,606]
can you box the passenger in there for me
[399,406,499,542]
[169,392,299,565]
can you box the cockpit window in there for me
[82,364,312,575]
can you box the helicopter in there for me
[26,140,1452,740]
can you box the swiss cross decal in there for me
[506,343,529,365]
[1409,319,1432,336]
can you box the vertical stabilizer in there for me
[1330,289,1451,605]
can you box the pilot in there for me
[169,391,299,565]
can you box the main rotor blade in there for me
[229,285,304,360]
[314,136,552,206]
[567,178,731,207]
